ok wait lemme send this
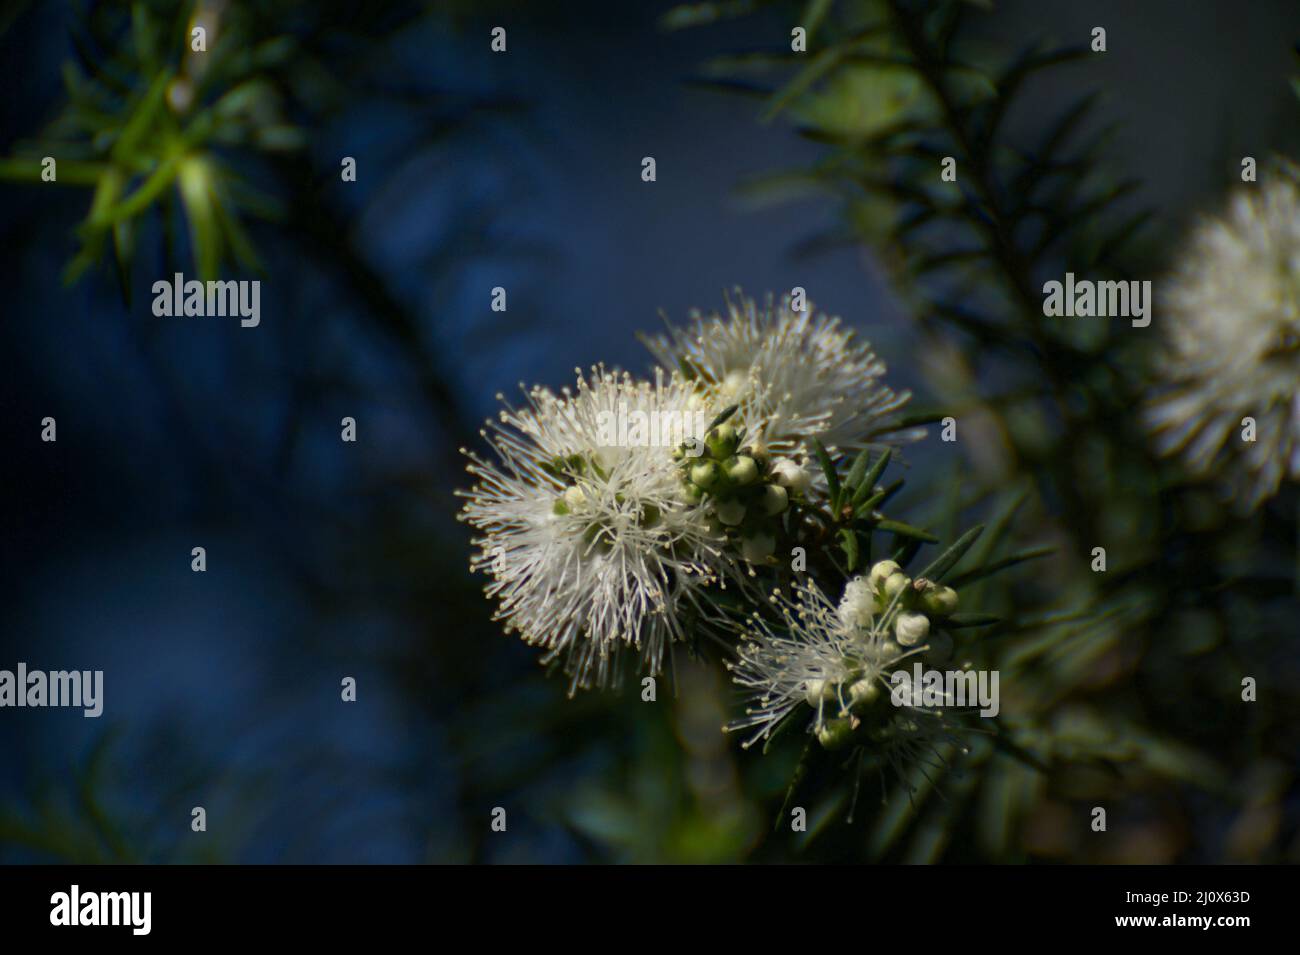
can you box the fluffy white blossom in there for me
[643,290,922,459]
[458,366,731,692]
[724,574,932,749]
[1145,170,1300,509]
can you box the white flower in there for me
[724,577,929,748]
[1145,169,1300,510]
[837,575,876,629]
[643,289,922,458]
[458,366,731,692]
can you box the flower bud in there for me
[804,678,833,707]
[848,678,880,706]
[706,423,739,459]
[816,717,856,750]
[563,485,587,510]
[770,458,812,495]
[740,531,776,563]
[895,611,930,647]
[759,483,788,516]
[690,460,720,489]
[868,559,901,591]
[714,497,746,526]
[920,584,959,616]
[882,571,910,602]
[725,454,759,486]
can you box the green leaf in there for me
[917,524,984,582]
[810,437,840,510]
[945,613,1002,628]
[660,1,763,31]
[852,487,887,519]
[706,404,739,432]
[990,720,1050,774]
[875,519,938,542]
[762,707,804,755]
[852,447,892,508]
[876,479,904,507]
[110,70,171,165]
[776,740,816,832]
[844,446,872,493]
[946,545,1053,588]
[763,46,845,122]
[800,0,834,42]
[839,527,860,571]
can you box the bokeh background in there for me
[2,0,1298,863]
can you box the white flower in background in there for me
[458,366,730,692]
[1145,169,1300,510]
[724,569,935,749]
[642,290,922,459]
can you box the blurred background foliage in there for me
[1,0,1297,863]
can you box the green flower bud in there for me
[725,454,759,486]
[848,678,880,706]
[868,559,901,591]
[882,571,910,602]
[816,717,856,751]
[715,497,746,526]
[760,483,789,516]
[895,611,930,647]
[706,423,739,459]
[920,584,959,616]
[690,460,720,489]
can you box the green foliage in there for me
[670,0,1299,861]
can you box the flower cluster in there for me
[674,416,803,566]
[458,366,727,692]
[643,289,923,459]
[725,561,962,751]
[459,291,919,691]
[1145,167,1300,510]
